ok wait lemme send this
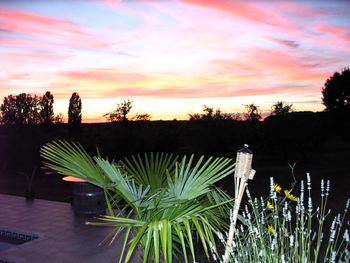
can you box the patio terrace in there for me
[0,194,140,263]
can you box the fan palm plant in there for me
[41,140,235,263]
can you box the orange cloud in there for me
[56,66,320,100]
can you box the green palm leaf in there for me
[120,152,177,191]
[40,140,235,263]
[40,140,108,187]
[169,155,234,200]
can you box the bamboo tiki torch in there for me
[223,144,255,263]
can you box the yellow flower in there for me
[268,225,275,234]
[284,190,298,202]
[266,200,274,209]
[274,183,282,193]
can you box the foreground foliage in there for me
[41,140,235,263]
[216,174,350,263]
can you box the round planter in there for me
[72,182,106,217]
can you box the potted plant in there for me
[40,140,235,263]
[19,166,37,200]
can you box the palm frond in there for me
[120,152,177,191]
[94,157,150,211]
[40,140,107,187]
[169,155,234,200]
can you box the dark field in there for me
[0,112,349,212]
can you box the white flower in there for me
[307,173,311,189]
[217,231,225,243]
[270,177,277,201]
[326,180,330,196]
[344,229,349,243]
[289,235,294,246]
[330,250,336,263]
[329,218,337,242]
[308,197,313,213]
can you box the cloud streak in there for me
[0,7,112,50]
[267,37,299,48]
[179,0,297,29]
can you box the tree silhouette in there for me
[0,93,42,124]
[54,113,64,124]
[39,91,54,125]
[0,95,17,124]
[189,105,240,121]
[270,101,293,116]
[133,113,151,121]
[244,103,262,122]
[202,105,214,120]
[68,92,82,126]
[322,68,350,113]
[104,99,133,122]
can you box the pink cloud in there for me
[1,51,69,62]
[0,8,111,49]
[62,70,149,82]
[179,0,297,29]
[211,49,328,84]
[179,0,349,54]
[101,0,164,26]
[277,2,327,17]
[248,48,331,81]
[0,8,84,35]
[103,0,122,8]
[0,38,41,49]
[316,24,350,42]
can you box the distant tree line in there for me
[0,91,54,125]
[1,67,348,125]
[104,99,151,122]
[0,91,82,126]
[187,102,293,122]
[188,105,241,121]
[103,65,348,123]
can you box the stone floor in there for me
[0,194,140,263]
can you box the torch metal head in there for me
[237,144,252,154]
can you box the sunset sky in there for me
[1,0,349,122]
